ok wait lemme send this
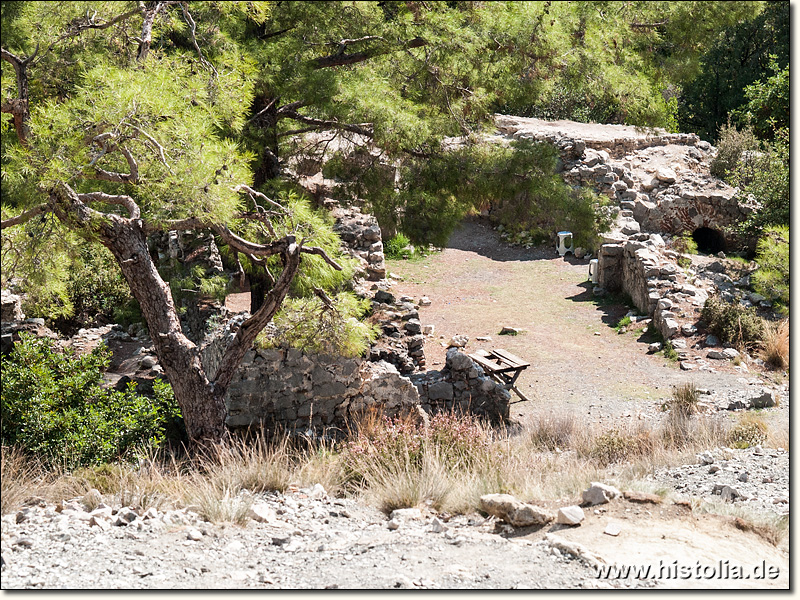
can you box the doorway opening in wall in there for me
[692,227,726,254]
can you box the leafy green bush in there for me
[734,128,789,233]
[672,232,698,255]
[1,334,181,467]
[66,243,140,327]
[384,234,415,260]
[709,122,759,182]
[751,226,788,313]
[701,297,765,349]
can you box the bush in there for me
[752,226,788,312]
[709,122,759,182]
[663,383,700,416]
[588,428,653,466]
[701,297,765,349]
[672,232,698,255]
[760,319,789,371]
[384,233,415,260]
[733,128,789,233]
[727,414,768,449]
[1,334,181,467]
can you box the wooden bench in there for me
[468,348,532,404]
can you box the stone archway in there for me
[692,227,726,254]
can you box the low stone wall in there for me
[199,317,510,433]
[410,349,511,424]
[202,323,419,433]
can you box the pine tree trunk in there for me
[51,185,227,444]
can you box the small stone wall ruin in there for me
[200,314,509,433]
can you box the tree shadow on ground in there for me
[566,281,630,328]
[444,217,563,263]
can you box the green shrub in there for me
[384,234,415,260]
[1,334,181,467]
[701,297,765,349]
[672,232,698,255]
[727,415,768,449]
[66,244,137,326]
[733,128,789,233]
[752,226,789,313]
[710,122,759,182]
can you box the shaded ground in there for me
[387,218,779,426]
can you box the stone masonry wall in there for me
[201,319,420,433]
[200,318,510,433]
[410,349,512,424]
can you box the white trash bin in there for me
[556,231,574,256]
[589,259,599,284]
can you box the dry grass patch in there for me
[1,446,46,514]
[694,500,789,548]
[760,319,789,370]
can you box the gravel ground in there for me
[2,487,609,590]
[647,445,789,516]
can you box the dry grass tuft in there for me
[1,446,45,514]
[663,382,700,416]
[760,319,789,370]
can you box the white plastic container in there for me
[556,231,574,256]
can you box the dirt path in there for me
[388,219,764,424]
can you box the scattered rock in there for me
[499,326,521,336]
[622,491,661,504]
[556,506,585,526]
[248,503,277,523]
[603,521,622,536]
[479,494,554,527]
[447,334,469,348]
[581,483,621,506]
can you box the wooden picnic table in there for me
[468,348,532,404]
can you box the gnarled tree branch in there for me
[77,191,141,220]
[0,203,49,229]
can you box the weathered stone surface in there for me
[749,389,777,409]
[248,503,277,523]
[448,334,469,348]
[479,494,554,527]
[556,506,585,525]
[581,482,621,506]
[1,290,24,322]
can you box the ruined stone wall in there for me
[201,322,420,433]
[331,205,386,281]
[199,319,509,432]
[599,236,680,317]
[410,349,511,424]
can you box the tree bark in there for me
[50,183,227,444]
[252,94,281,186]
